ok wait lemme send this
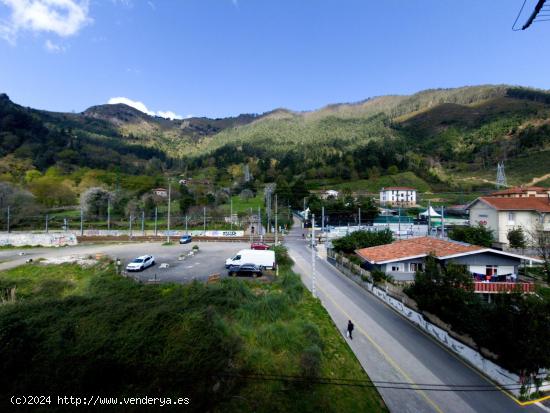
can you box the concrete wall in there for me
[0,232,77,247]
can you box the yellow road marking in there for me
[290,253,445,413]
[292,247,550,410]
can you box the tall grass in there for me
[0,253,386,412]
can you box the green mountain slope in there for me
[1,85,549,192]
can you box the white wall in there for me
[0,232,77,247]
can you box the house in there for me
[322,190,339,200]
[467,196,550,246]
[152,187,168,198]
[355,237,540,293]
[487,186,550,198]
[379,187,417,207]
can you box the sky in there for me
[0,0,549,119]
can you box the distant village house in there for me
[379,187,417,207]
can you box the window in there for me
[485,265,497,277]
[410,263,423,272]
[391,265,400,272]
[508,212,515,225]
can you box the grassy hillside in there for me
[0,256,386,412]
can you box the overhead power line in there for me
[215,372,528,392]
[513,0,548,30]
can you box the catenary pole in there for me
[275,194,278,245]
[311,213,316,298]
[167,182,172,243]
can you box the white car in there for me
[126,255,155,271]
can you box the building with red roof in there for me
[354,236,540,289]
[467,196,550,246]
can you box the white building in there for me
[380,187,417,207]
[467,196,550,246]
[322,190,339,200]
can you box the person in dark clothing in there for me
[347,320,354,340]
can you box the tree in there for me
[29,176,76,207]
[80,187,112,219]
[0,182,40,226]
[449,224,494,247]
[179,185,195,214]
[529,226,550,283]
[290,178,309,209]
[507,227,526,249]
[332,229,394,254]
[358,197,379,224]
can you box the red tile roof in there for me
[489,186,549,196]
[477,197,550,213]
[356,237,483,264]
[381,187,416,191]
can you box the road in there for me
[0,241,249,283]
[285,219,543,413]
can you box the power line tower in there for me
[496,162,507,189]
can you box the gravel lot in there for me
[0,241,251,283]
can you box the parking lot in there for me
[119,242,251,283]
[0,241,252,284]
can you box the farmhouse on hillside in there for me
[355,237,539,294]
[379,187,417,207]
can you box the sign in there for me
[188,230,244,237]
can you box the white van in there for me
[225,249,276,270]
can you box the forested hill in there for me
[191,85,550,189]
[1,85,550,191]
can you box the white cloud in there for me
[44,38,65,52]
[107,97,183,120]
[0,0,91,43]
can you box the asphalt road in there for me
[285,219,544,413]
[0,241,250,283]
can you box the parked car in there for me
[225,249,276,269]
[227,263,263,277]
[251,242,270,250]
[126,255,155,271]
[179,234,193,244]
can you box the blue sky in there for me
[1,0,549,118]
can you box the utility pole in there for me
[358,207,361,229]
[321,205,325,235]
[258,206,262,240]
[203,207,206,234]
[129,214,133,238]
[311,213,316,298]
[427,201,432,236]
[6,206,10,233]
[154,207,158,236]
[230,198,233,231]
[107,198,111,232]
[45,214,49,233]
[275,194,278,245]
[80,208,84,236]
[398,207,401,236]
[185,215,188,235]
[167,182,172,243]
[141,210,145,235]
[441,206,445,239]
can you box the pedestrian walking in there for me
[347,320,354,340]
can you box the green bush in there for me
[332,229,394,254]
